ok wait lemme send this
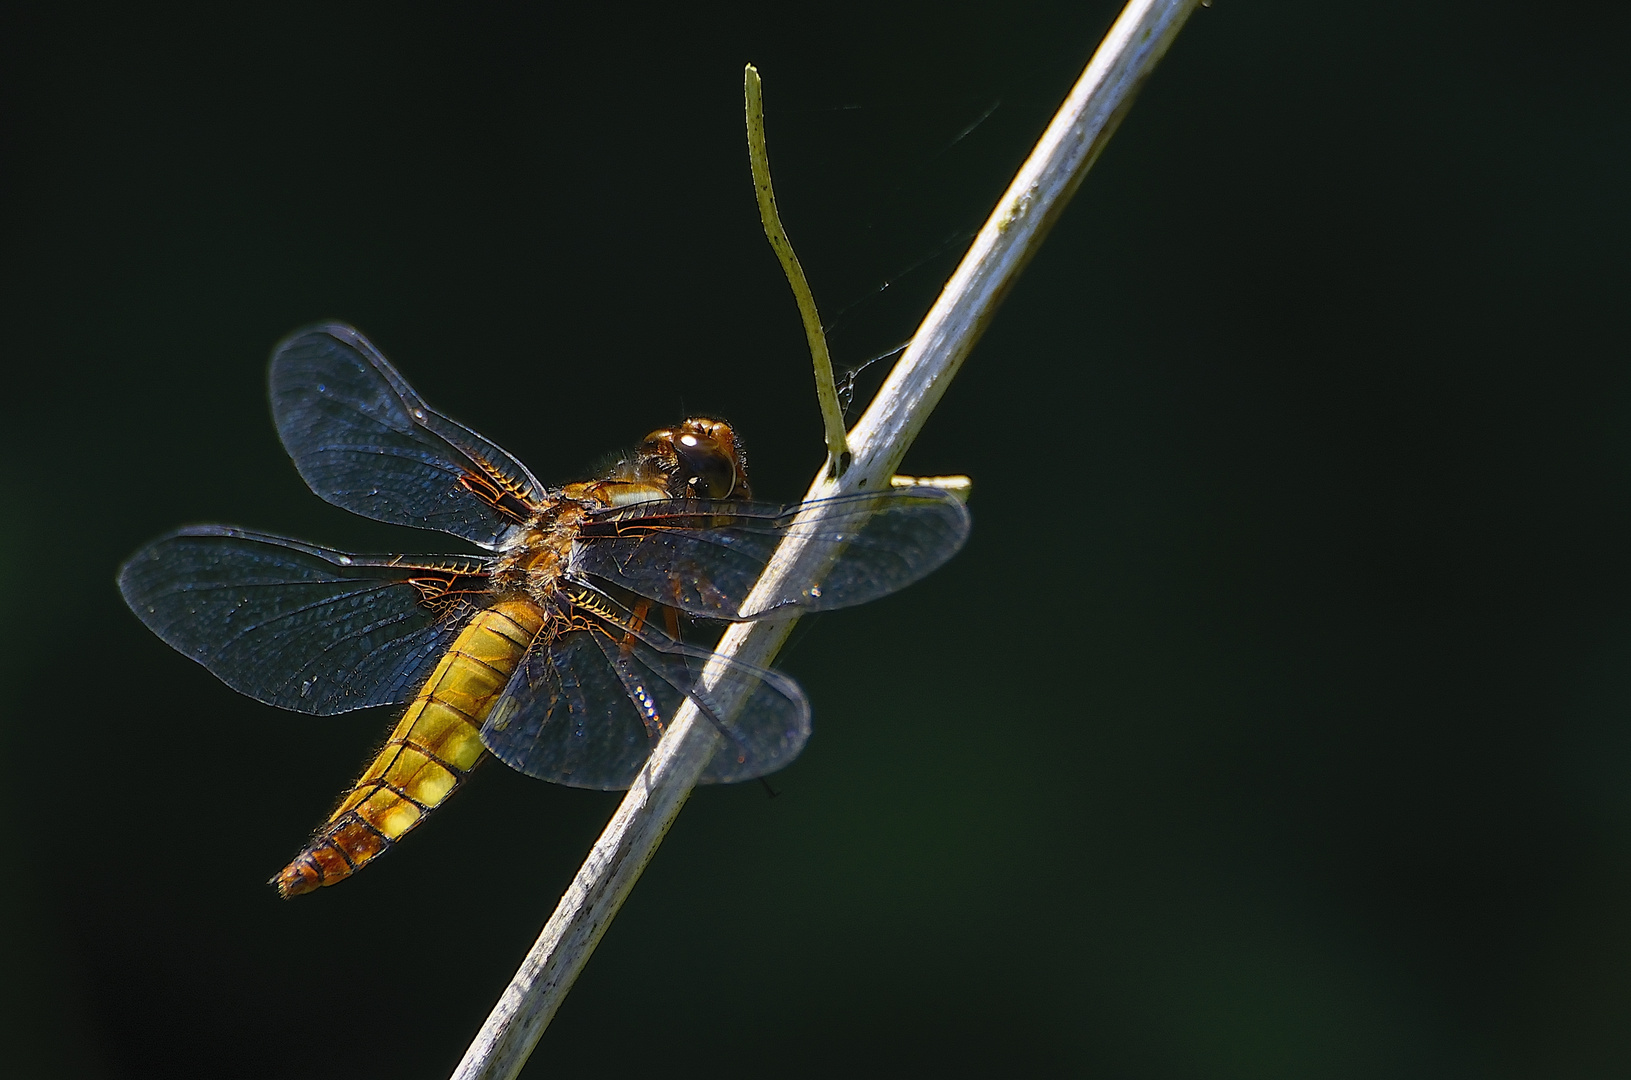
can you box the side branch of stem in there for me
[744,63,852,479]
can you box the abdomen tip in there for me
[273,861,322,899]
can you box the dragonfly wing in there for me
[480,610,810,789]
[269,324,547,548]
[118,527,490,714]
[569,486,971,620]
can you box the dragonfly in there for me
[118,324,969,897]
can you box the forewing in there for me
[269,324,546,548]
[568,486,971,620]
[118,527,490,714]
[480,613,810,790]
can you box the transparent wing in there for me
[117,527,490,714]
[568,486,971,620]
[480,600,810,790]
[269,323,546,548]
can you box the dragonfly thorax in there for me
[492,496,593,603]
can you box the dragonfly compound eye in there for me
[673,429,738,499]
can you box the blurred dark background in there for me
[4,1,1629,1076]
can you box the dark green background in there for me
[4,1,1629,1076]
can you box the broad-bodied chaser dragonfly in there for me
[119,325,969,897]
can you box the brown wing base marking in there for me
[273,598,545,898]
[456,452,539,525]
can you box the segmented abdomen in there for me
[274,598,544,898]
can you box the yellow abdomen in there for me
[274,598,545,898]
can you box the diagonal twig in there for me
[451,3,1203,1077]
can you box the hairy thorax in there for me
[490,496,595,609]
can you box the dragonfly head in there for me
[637,418,751,501]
